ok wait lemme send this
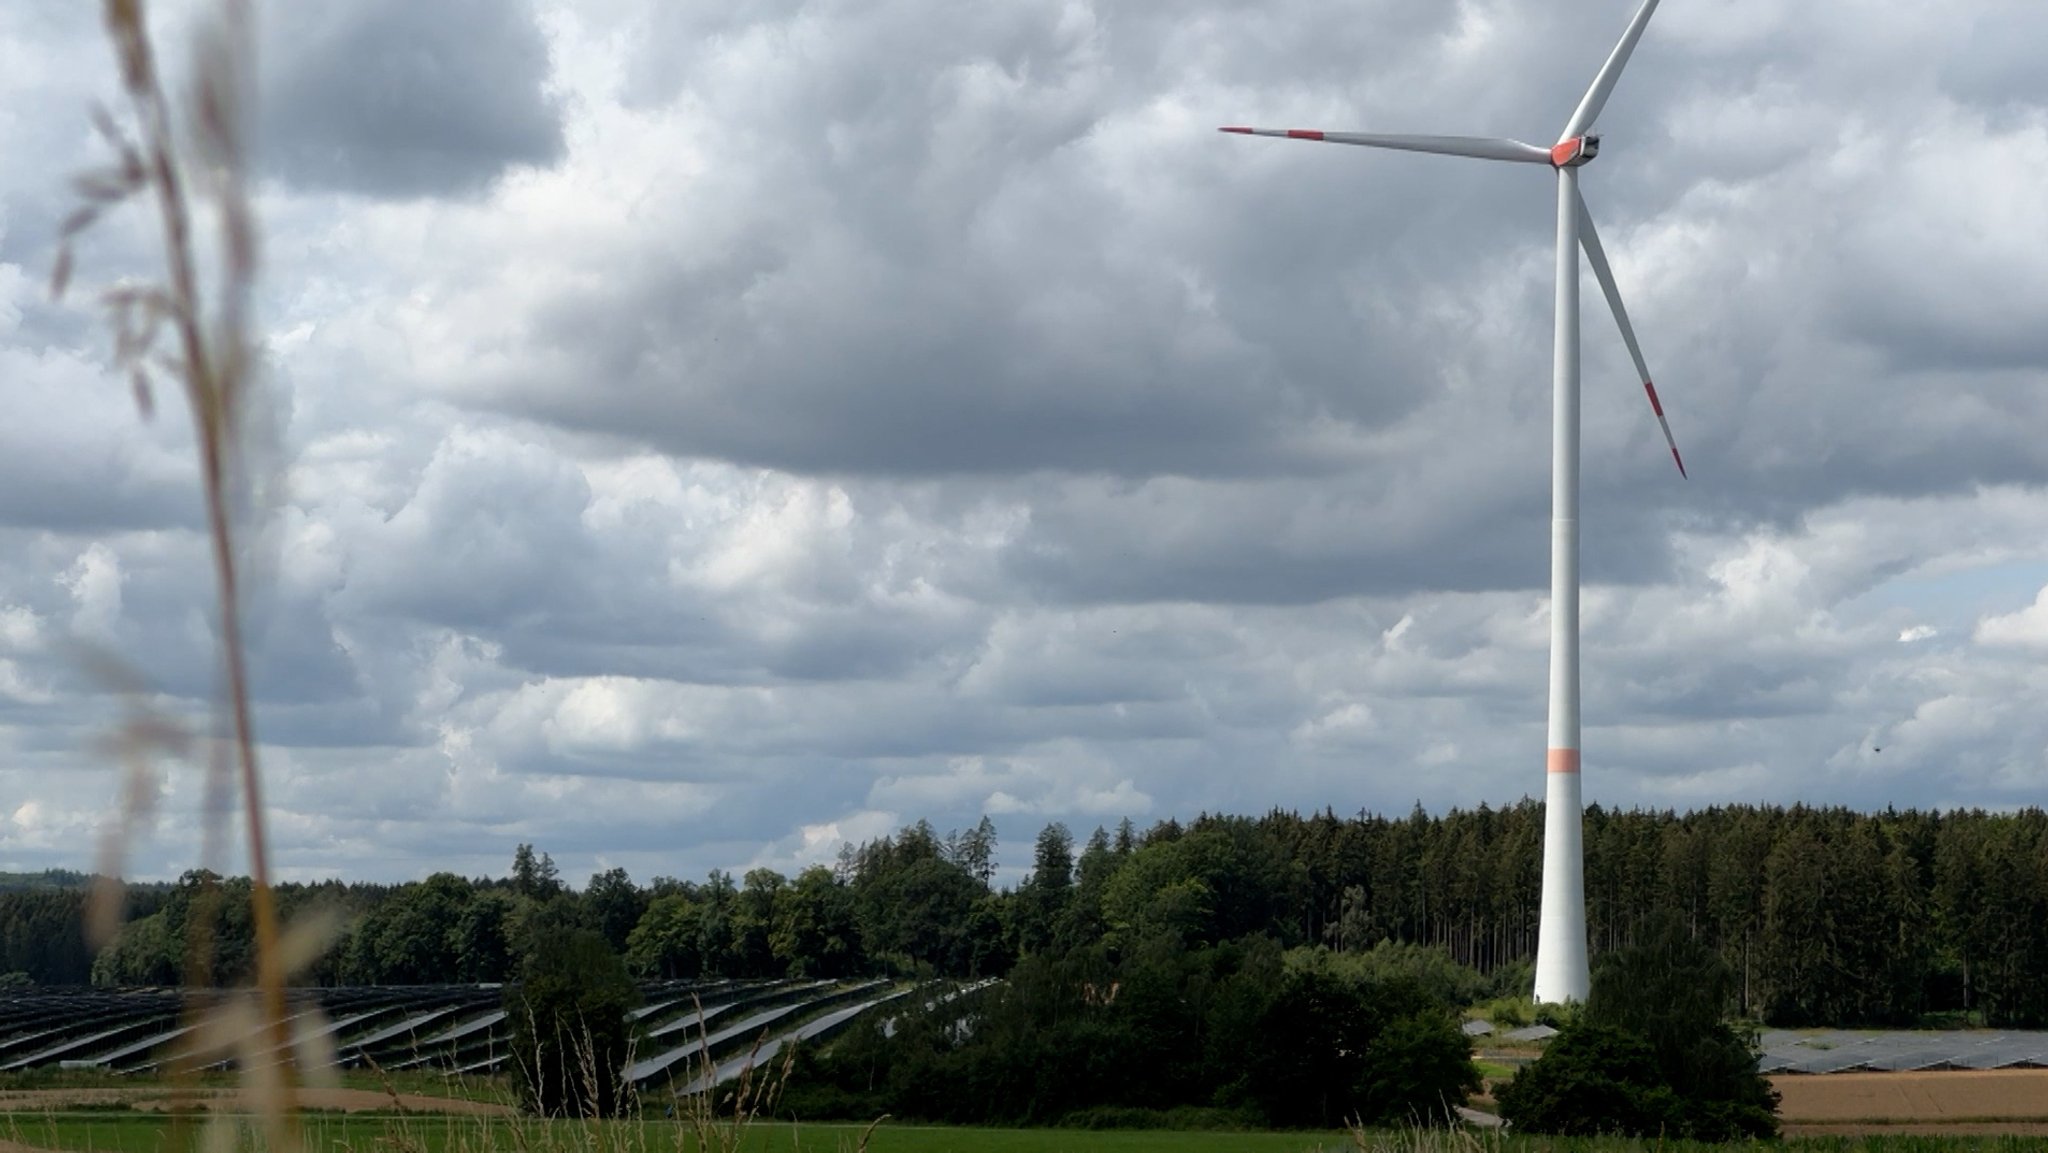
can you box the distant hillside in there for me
[0,869,95,891]
[0,871,174,893]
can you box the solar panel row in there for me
[0,977,896,1092]
[1758,1029,2048,1074]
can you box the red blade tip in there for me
[1219,126,1252,134]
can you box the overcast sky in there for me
[2,0,2046,886]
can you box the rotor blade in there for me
[1218,127,1551,164]
[1560,0,1662,141]
[1577,190,1686,478]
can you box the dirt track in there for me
[0,1086,511,1117]
[1774,1069,2048,1135]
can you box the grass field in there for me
[0,1114,1363,1153]
[6,1069,2048,1153]
[13,1114,2048,1153]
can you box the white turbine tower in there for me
[1222,0,1684,1004]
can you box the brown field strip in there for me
[1785,1122,2048,1137]
[1774,1068,2048,1127]
[0,1087,510,1116]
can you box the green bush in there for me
[1353,1011,1485,1126]
[1317,941,1491,1009]
[1476,995,1533,1029]
[1241,965,1479,1128]
[1497,917,1779,1141]
[1494,1020,1667,1136]
[1495,1018,1778,1140]
[505,928,640,1117]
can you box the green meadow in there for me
[5,1113,2048,1153]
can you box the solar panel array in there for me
[0,978,906,1092]
[1758,1030,2048,1074]
[1466,1017,2048,1076]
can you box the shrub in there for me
[1345,941,1491,1009]
[1495,1020,1669,1136]
[1476,995,1533,1029]
[1498,917,1779,1141]
[1354,1011,1485,1127]
[505,929,641,1117]
[1241,965,1479,1128]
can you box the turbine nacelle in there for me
[1549,135,1599,168]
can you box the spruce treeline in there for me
[0,876,170,985]
[15,803,2048,1027]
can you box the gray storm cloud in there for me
[0,0,2044,882]
[258,0,564,197]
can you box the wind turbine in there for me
[1221,0,1683,1004]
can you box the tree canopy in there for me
[36,802,2048,1032]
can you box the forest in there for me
[8,801,2048,1028]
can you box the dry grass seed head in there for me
[58,0,299,1146]
[85,655,192,949]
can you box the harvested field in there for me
[1787,1122,2048,1137]
[1774,1068,2048,1134]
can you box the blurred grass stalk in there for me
[54,0,297,1146]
